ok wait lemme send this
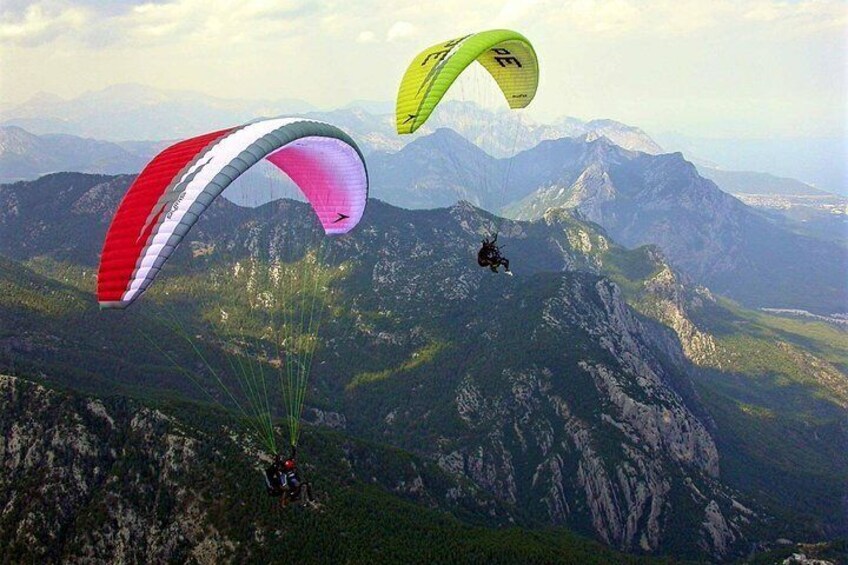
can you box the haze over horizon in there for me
[1,0,845,141]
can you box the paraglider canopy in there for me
[396,29,538,134]
[97,118,368,309]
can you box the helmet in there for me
[283,459,296,471]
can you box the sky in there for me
[0,0,846,139]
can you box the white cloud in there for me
[0,0,315,48]
[530,0,846,38]
[121,0,310,46]
[742,0,847,36]
[386,20,416,42]
[0,2,89,45]
[356,30,377,43]
[565,0,640,35]
[494,0,541,26]
[4,0,842,48]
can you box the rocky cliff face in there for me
[0,374,234,562]
[640,260,717,365]
[1,374,536,563]
[347,271,745,557]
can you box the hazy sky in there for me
[1,0,845,138]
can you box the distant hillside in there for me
[697,166,830,196]
[0,126,160,183]
[368,128,499,209]
[657,132,846,196]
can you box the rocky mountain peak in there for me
[583,119,665,155]
[505,139,846,314]
[0,126,39,155]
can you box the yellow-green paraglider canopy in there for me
[396,29,538,134]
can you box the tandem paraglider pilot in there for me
[265,447,315,508]
[477,233,512,275]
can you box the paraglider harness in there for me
[477,233,511,274]
[264,447,315,507]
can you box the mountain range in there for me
[4,83,842,195]
[2,108,844,316]
[1,172,846,562]
[370,129,847,315]
[0,84,661,156]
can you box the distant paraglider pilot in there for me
[265,448,315,507]
[477,234,512,275]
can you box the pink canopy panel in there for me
[266,136,366,235]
